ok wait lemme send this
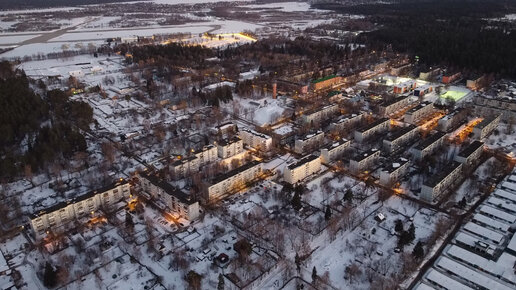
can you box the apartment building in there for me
[170,156,200,180]
[349,148,381,174]
[393,80,417,94]
[194,145,218,164]
[140,172,200,221]
[413,84,433,97]
[411,131,446,161]
[438,107,469,132]
[30,180,130,238]
[239,128,273,151]
[330,113,363,133]
[390,63,412,76]
[442,70,461,84]
[284,154,321,184]
[420,161,463,202]
[212,121,237,137]
[404,101,434,124]
[294,130,324,154]
[473,114,501,140]
[354,118,390,143]
[378,95,413,117]
[419,67,441,81]
[311,75,341,91]
[207,160,263,201]
[467,74,486,90]
[379,158,410,186]
[320,139,351,164]
[455,141,484,166]
[217,136,244,159]
[383,125,419,153]
[301,104,339,125]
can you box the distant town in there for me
[1,1,516,290]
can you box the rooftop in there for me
[476,114,500,130]
[406,101,432,115]
[30,179,129,219]
[382,157,409,173]
[384,125,418,142]
[218,136,242,146]
[211,160,261,184]
[414,131,446,150]
[423,161,462,188]
[356,118,389,133]
[287,154,319,170]
[311,74,337,84]
[380,95,411,107]
[140,171,195,205]
[457,141,484,159]
[352,148,380,162]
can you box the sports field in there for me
[440,90,467,101]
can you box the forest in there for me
[0,62,93,181]
[0,0,140,9]
[316,0,516,78]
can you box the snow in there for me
[425,268,473,290]
[463,222,504,244]
[244,2,324,13]
[494,188,516,203]
[479,205,516,224]
[0,34,40,45]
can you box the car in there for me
[394,248,401,253]
[179,223,185,227]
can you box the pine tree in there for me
[412,241,424,260]
[325,205,332,221]
[408,223,416,242]
[292,191,302,211]
[43,262,57,288]
[344,189,353,203]
[394,219,404,232]
[312,266,317,283]
[217,274,224,290]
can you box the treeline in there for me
[0,62,93,181]
[0,0,140,9]
[193,85,233,107]
[119,43,215,69]
[317,0,516,78]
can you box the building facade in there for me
[207,160,263,201]
[30,180,130,238]
[284,154,321,184]
[404,101,434,124]
[301,104,339,125]
[411,131,446,161]
[239,128,273,152]
[473,114,501,140]
[140,172,200,221]
[421,162,463,202]
[294,130,325,154]
[379,158,410,186]
[170,156,200,180]
[455,141,484,166]
[330,113,363,133]
[194,145,218,164]
[378,95,413,117]
[438,107,469,132]
[393,80,417,94]
[320,139,351,164]
[217,136,244,159]
[383,125,419,153]
[349,148,381,174]
[354,118,390,143]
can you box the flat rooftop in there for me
[423,161,461,188]
[141,172,195,205]
[406,101,432,115]
[353,148,379,162]
[287,154,319,170]
[476,114,500,130]
[385,125,418,142]
[414,131,446,151]
[457,141,484,159]
[212,160,261,184]
[382,158,409,173]
[356,118,389,133]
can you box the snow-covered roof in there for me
[463,222,504,244]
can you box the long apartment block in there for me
[30,179,130,239]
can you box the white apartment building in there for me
[354,118,390,143]
[30,180,131,239]
[294,130,324,154]
[170,156,200,180]
[473,114,501,140]
[194,145,218,164]
[140,172,200,221]
[404,101,434,124]
[284,154,321,184]
[379,158,410,186]
[383,125,419,153]
[393,80,417,94]
[320,139,351,164]
[301,104,339,125]
[455,141,484,166]
[212,121,237,137]
[207,160,263,201]
[239,128,273,151]
[411,131,446,161]
[349,148,380,174]
[217,136,244,159]
[420,161,463,202]
[378,95,413,117]
[438,107,469,132]
[330,113,363,133]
